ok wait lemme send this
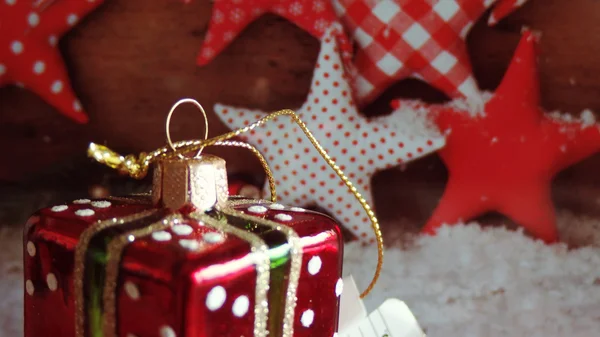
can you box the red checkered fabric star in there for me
[394,31,600,244]
[333,0,529,105]
[0,0,103,123]
[214,27,445,245]
[197,0,351,65]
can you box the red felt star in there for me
[0,0,102,123]
[397,31,600,244]
[332,0,529,106]
[196,0,351,66]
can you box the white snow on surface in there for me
[345,222,600,337]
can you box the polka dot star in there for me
[214,27,445,244]
[0,0,104,123]
[194,0,351,66]
[332,0,529,105]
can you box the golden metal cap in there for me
[152,155,229,212]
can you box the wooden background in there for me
[2,0,600,233]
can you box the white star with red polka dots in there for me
[214,27,445,244]
[0,0,103,123]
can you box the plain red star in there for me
[196,0,350,65]
[0,0,103,123]
[397,32,600,243]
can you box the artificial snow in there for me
[390,101,445,140]
[446,91,494,117]
[345,222,600,337]
[548,109,597,129]
[580,109,596,128]
[3,211,600,336]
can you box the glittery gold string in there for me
[189,212,272,337]
[221,205,302,337]
[102,214,182,337]
[100,211,272,337]
[88,109,383,298]
[74,209,160,337]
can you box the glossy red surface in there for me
[24,197,343,337]
[235,203,343,337]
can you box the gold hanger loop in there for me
[165,98,209,159]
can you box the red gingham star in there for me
[0,0,103,123]
[394,31,600,244]
[214,27,445,245]
[333,0,530,105]
[196,0,351,66]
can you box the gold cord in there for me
[88,109,383,298]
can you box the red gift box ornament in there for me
[24,99,384,337]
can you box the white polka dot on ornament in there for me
[73,199,90,204]
[91,200,111,208]
[206,286,226,311]
[335,278,343,297]
[152,231,172,242]
[25,280,34,295]
[46,273,58,291]
[124,281,140,300]
[48,35,58,46]
[274,214,292,222]
[27,241,36,257]
[203,232,224,244]
[248,205,268,214]
[159,325,176,337]
[232,295,250,317]
[5,0,16,6]
[51,205,68,212]
[307,256,322,275]
[172,224,193,236]
[179,239,200,251]
[33,61,45,74]
[75,209,95,217]
[301,309,314,327]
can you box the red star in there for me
[401,32,600,243]
[0,0,103,123]
[196,0,350,65]
[332,0,529,105]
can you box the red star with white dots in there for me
[0,0,103,123]
[196,0,351,66]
